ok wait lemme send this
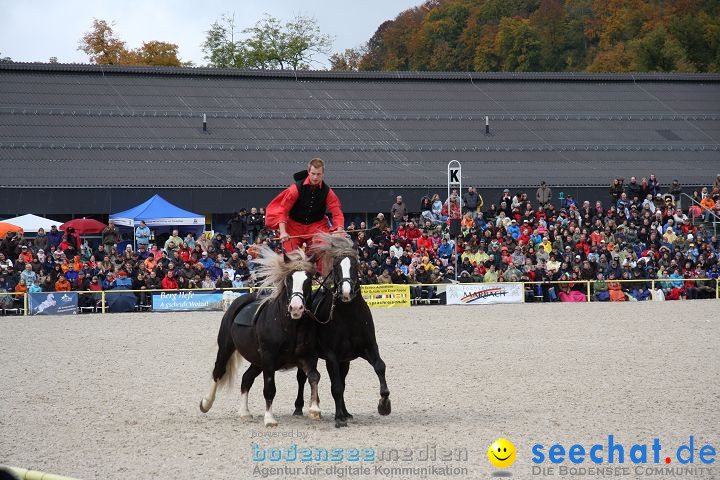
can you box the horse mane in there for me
[310,233,358,278]
[253,246,315,305]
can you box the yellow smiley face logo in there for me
[488,438,516,468]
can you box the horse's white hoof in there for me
[308,408,322,419]
[265,419,278,427]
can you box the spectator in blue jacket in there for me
[507,219,521,240]
[437,237,453,261]
[114,271,133,288]
[208,261,223,281]
[199,251,215,269]
[47,225,63,249]
[135,220,151,248]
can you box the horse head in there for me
[284,252,316,319]
[333,254,359,303]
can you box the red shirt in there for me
[405,227,421,241]
[416,235,434,251]
[265,177,344,230]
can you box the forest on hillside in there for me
[330,0,720,72]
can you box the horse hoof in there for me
[344,412,354,420]
[265,420,278,427]
[240,413,253,420]
[293,409,303,416]
[335,419,348,428]
[308,409,322,419]
[199,399,210,413]
[378,397,391,416]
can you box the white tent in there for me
[1,214,63,233]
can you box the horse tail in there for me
[214,299,246,389]
[217,350,242,390]
[202,305,245,412]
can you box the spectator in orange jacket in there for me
[19,245,33,264]
[700,195,716,221]
[55,274,71,292]
[607,275,626,302]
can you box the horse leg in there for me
[239,364,262,419]
[339,361,353,420]
[200,332,238,413]
[293,368,307,416]
[261,361,278,427]
[325,356,347,428]
[299,358,321,419]
[365,347,391,416]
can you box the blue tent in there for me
[110,194,205,236]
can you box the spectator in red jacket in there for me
[416,231,434,251]
[161,270,179,290]
[405,222,421,243]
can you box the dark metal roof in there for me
[3,63,720,81]
[1,63,719,189]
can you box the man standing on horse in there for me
[265,158,345,253]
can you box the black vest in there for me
[289,180,330,224]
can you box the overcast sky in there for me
[0,0,421,67]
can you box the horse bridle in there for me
[309,259,360,324]
[334,276,360,301]
[286,274,311,316]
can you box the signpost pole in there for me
[447,160,462,282]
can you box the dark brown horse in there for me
[199,247,320,426]
[295,234,391,427]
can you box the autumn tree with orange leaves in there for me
[79,19,190,67]
[333,0,720,73]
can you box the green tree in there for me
[0,52,13,63]
[495,17,542,71]
[630,26,695,72]
[409,2,470,70]
[530,0,573,70]
[668,14,714,71]
[202,13,332,70]
[201,14,247,68]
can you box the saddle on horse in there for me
[232,292,265,327]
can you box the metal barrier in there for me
[2,280,718,316]
[0,465,80,480]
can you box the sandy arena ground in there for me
[1,301,719,480]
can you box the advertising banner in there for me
[446,283,523,305]
[29,292,78,315]
[361,284,411,309]
[152,291,224,311]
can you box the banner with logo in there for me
[152,291,224,311]
[361,284,411,309]
[446,283,523,305]
[29,292,78,315]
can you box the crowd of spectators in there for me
[358,174,720,302]
[0,209,271,310]
[1,174,719,311]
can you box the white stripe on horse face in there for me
[340,257,352,298]
[289,271,306,313]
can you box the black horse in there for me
[199,247,321,427]
[294,234,391,427]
